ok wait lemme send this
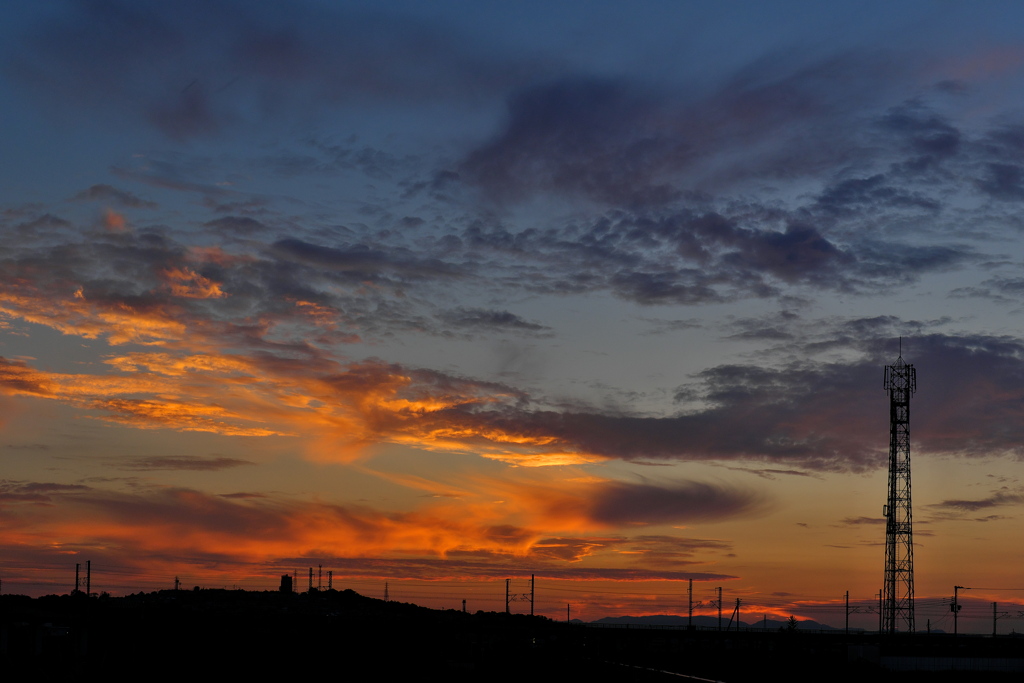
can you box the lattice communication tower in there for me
[883,349,916,633]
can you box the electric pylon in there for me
[883,347,916,633]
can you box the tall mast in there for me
[882,343,916,633]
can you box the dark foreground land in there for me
[3,589,1023,681]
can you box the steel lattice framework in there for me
[883,354,916,633]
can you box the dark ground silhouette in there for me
[2,589,1023,681]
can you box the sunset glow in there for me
[4,1,1024,635]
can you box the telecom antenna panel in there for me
[882,346,916,633]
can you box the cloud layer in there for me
[5,1,1024,615]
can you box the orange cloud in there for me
[0,481,736,582]
[0,343,593,464]
[294,299,340,329]
[0,290,187,346]
[103,208,127,232]
[162,267,227,299]
[0,472,751,612]
[0,236,592,462]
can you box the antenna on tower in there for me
[883,342,916,633]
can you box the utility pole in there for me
[328,570,333,590]
[505,577,532,615]
[308,567,313,592]
[567,603,570,622]
[384,582,389,601]
[531,574,535,616]
[992,602,1009,636]
[75,563,81,594]
[717,587,723,631]
[878,589,882,634]
[86,560,91,597]
[688,579,693,628]
[726,599,741,631]
[845,591,849,635]
[953,585,967,635]
[882,343,916,633]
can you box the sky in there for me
[4,0,1024,632]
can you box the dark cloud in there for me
[878,101,962,172]
[721,466,818,480]
[926,491,1024,513]
[204,216,269,235]
[458,53,916,204]
[460,78,683,205]
[286,555,738,582]
[976,163,1024,200]
[717,223,849,283]
[815,174,940,214]
[71,184,158,209]
[838,516,885,526]
[408,357,881,470]
[609,269,724,305]
[982,276,1024,296]
[76,487,302,538]
[584,480,765,526]
[852,240,970,283]
[7,0,543,139]
[438,308,549,333]
[385,333,1024,471]
[13,213,73,236]
[0,480,91,504]
[459,208,971,306]
[121,456,255,471]
[950,275,1024,302]
[270,238,466,282]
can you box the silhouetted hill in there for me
[0,589,595,679]
[1,590,1020,681]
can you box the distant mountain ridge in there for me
[591,614,839,631]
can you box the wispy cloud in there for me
[120,456,255,471]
